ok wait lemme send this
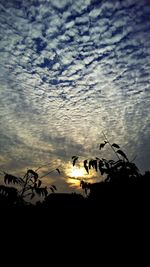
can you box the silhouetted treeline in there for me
[0,173,150,208]
[0,138,150,209]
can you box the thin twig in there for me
[39,168,59,179]
[131,155,137,162]
[35,162,55,172]
[102,131,120,160]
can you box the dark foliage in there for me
[0,136,150,209]
[72,137,150,205]
[0,167,58,207]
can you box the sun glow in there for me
[69,166,85,178]
[65,163,92,188]
[65,162,99,189]
[65,164,87,188]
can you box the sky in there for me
[0,0,150,193]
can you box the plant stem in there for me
[40,169,56,179]
[20,173,29,197]
[102,131,120,160]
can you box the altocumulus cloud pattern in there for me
[0,0,150,190]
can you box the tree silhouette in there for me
[0,167,59,207]
[0,134,150,208]
[72,134,143,200]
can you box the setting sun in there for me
[65,162,97,189]
[65,164,87,189]
[69,166,85,178]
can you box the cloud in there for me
[0,0,150,192]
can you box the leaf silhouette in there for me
[38,180,42,188]
[88,160,97,171]
[99,166,105,175]
[51,185,57,190]
[27,169,38,180]
[99,160,104,169]
[113,160,124,169]
[99,143,106,150]
[72,156,77,159]
[84,160,89,174]
[0,185,18,197]
[73,157,78,166]
[34,182,37,188]
[56,168,60,174]
[108,160,115,165]
[93,160,97,171]
[112,143,120,149]
[34,187,48,197]
[104,161,109,169]
[117,150,128,161]
[4,174,21,185]
[50,187,55,193]
[18,177,25,185]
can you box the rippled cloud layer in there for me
[0,0,150,190]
